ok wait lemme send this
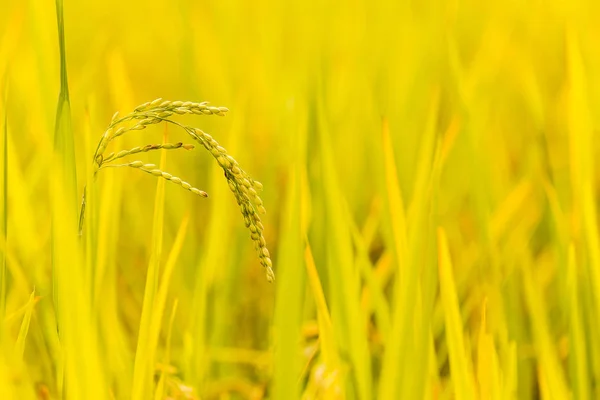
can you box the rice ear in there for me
[84,99,273,282]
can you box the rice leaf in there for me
[0,91,6,318]
[567,244,590,400]
[272,161,304,399]
[317,94,371,399]
[377,118,409,399]
[521,257,569,400]
[304,241,343,393]
[154,299,179,400]
[15,289,36,359]
[437,227,476,400]
[476,299,501,400]
[131,128,168,400]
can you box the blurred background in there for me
[1,0,600,399]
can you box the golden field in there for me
[1,0,600,399]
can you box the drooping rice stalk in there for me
[81,99,274,281]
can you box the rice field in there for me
[1,0,599,399]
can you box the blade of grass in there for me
[521,256,569,400]
[476,298,501,400]
[348,210,391,343]
[317,95,371,400]
[195,107,247,391]
[149,214,189,389]
[52,2,108,398]
[565,25,600,392]
[304,242,342,384]
[380,112,441,399]
[3,133,38,292]
[544,180,589,399]
[272,160,305,399]
[377,117,409,400]
[402,90,440,399]
[87,106,133,395]
[52,0,77,207]
[503,341,518,399]
[15,289,36,359]
[132,127,168,400]
[437,227,476,400]
[155,299,179,400]
[566,244,590,400]
[82,108,99,305]
[426,329,441,399]
[184,138,233,391]
[0,89,6,319]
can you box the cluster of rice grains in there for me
[85,98,274,282]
